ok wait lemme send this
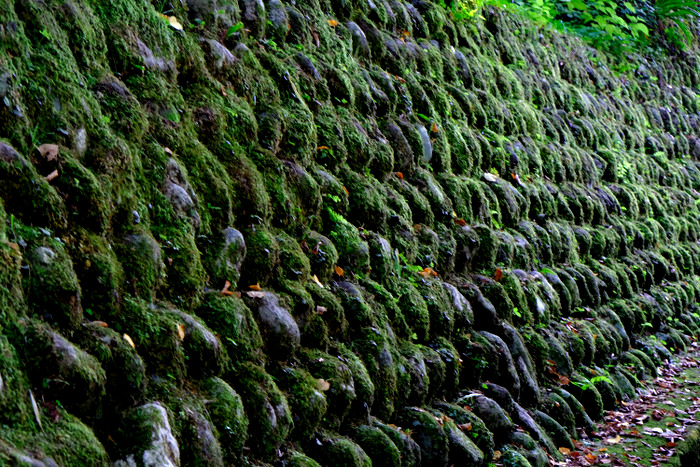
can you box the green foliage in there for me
[440,0,487,19]
[655,0,700,47]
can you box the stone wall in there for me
[1,0,700,465]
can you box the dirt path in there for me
[557,344,700,466]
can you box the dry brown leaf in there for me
[249,283,262,291]
[176,323,185,341]
[605,435,622,444]
[453,218,466,226]
[317,378,331,391]
[45,169,58,182]
[37,143,59,161]
[558,447,571,455]
[92,320,109,328]
[334,265,344,277]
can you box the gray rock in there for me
[201,39,236,70]
[441,282,473,329]
[0,141,24,164]
[119,402,180,467]
[183,408,224,467]
[347,22,370,57]
[246,291,300,359]
[265,0,288,40]
[164,158,200,229]
[469,395,514,440]
[442,419,484,466]
[480,331,521,400]
[242,0,266,37]
[511,403,559,458]
[212,227,246,287]
[170,309,225,376]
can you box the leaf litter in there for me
[556,348,700,466]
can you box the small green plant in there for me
[226,21,244,38]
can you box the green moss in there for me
[233,362,292,459]
[353,425,401,467]
[432,402,495,459]
[274,366,328,440]
[22,237,83,330]
[202,377,249,464]
[239,226,280,285]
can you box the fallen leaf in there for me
[312,274,324,288]
[246,291,266,298]
[29,389,43,432]
[328,19,338,26]
[494,268,504,282]
[457,422,472,431]
[395,172,404,180]
[176,323,185,341]
[37,143,59,161]
[454,218,467,226]
[342,185,349,196]
[45,169,58,181]
[317,378,331,391]
[419,267,438,278]
[334,265,344,277]
[159,13,184,30]
[430,122,438,133]
[559,447,571,455]
[493,450,501,461]
[123,333,136,349]
[401,29,410,36]
[316,306,327,315]
[91,320,109,328]
[249,283,262,291]
[483,172,499,182]
[605,435,622,444]
[317,146,330,151]
[221,280,234,296]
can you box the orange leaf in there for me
[401,29,410,36]
[221,280,234,296]
[419,267,437,279]
[249,283,262,291]
[454,218,466,226]
[559,447,571,455]
[176,323,185,341]
[334,265,344,277]
[342,185,349,196]
[430,122,438,133]
[328,19,338,26]
[92,320,109,328]
[317,146,330,151]
[494,268,504,282]
[395,172,404,180]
